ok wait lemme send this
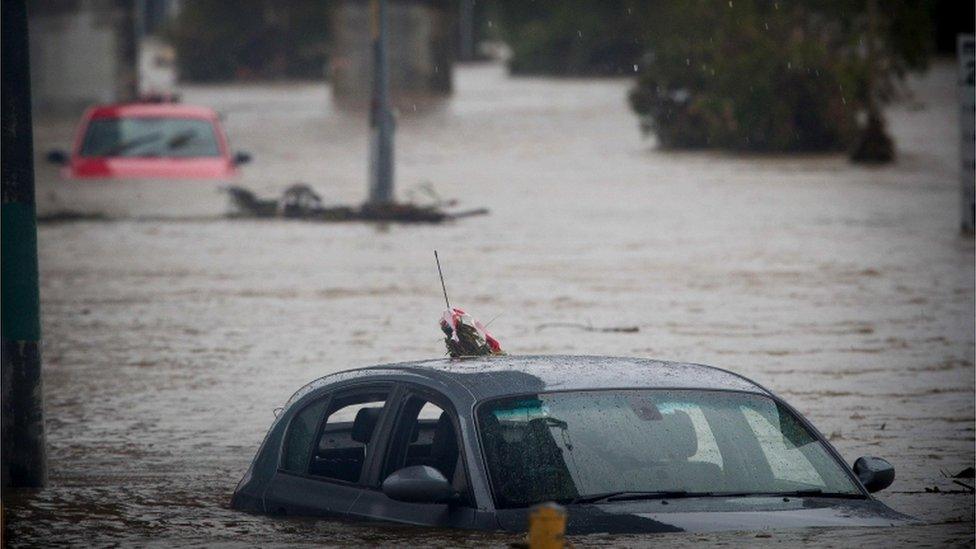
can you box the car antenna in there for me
[434,250,503,357]
[434,250,451,310]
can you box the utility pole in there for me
[132,0,145,99]
[368,0,395,206]
[116,0,140,102]
[959,35,975,234]
[459,0,475,62]
[2,0,48,488]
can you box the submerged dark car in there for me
[231,355,911,534]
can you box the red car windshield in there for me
[79,117,221,158]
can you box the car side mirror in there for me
[233,151,252,165]
[382,465,455,504]
[853,456,895,493]
[46,149,68,165]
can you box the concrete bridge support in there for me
[28,0,138,113]
[330,0,454,110]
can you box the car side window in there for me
[308,389,389,483]
[281,399,329,474]
[382,392,471,506]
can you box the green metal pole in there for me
[2,0,47,488]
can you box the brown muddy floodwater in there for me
[6,62,974,547]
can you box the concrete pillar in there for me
[28,0,139,112]
[330,0,454,110]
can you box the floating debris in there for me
[537,322,640,333]
[952,480,974,492]
[952,467,975,479]
[921,467,976,494]
[404,181,458,209]
[36,211,110,224]
[923,485,974,494]
[224,183,487,224]
[224,186,277,217]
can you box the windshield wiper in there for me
[166,129,198,150]
[768,489,866,499]
[567,488,865,505]
[708,489,866,500]
[101,131,163,156]
[568,490,693,504]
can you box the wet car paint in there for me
[497,497,913,534]
[62,103,239,180]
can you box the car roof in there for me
[85,103,218,120]
[292,355,771,405]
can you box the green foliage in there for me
[167,0,330,82]
[491,0,936,152]
[628,0,935,152]
[492,0,647,76]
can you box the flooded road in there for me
[7,61,974,546]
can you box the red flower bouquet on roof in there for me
[439,308,502,358]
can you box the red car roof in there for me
[86,103,218,119]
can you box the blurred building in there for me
[28,0,178,113]
[330,0,454,110]
[28,0,136,112]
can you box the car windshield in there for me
[477,389,860,509]
[79,117,221,158]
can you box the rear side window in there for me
[281,399,328,473]
[309,390,389,483]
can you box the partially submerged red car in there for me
[47,103,250,179]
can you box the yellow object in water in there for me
[528,502,567,549]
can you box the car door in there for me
[263,383,395,517]
[346,385,484,528]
